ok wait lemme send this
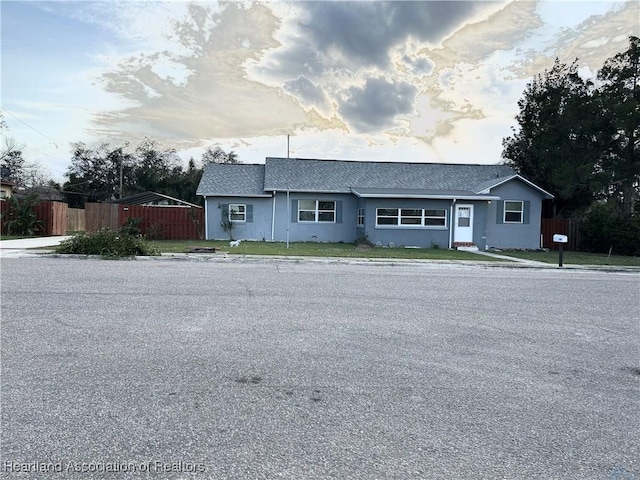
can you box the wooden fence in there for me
[1,200,203,240]
[118,205,204,240]
[85,203,119,232]
[85,203,203,240]
[33,201,68,235]
[67,208,85,232]
[541,217,579,250]
[1,200,69,236]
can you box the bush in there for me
[579,203,640,256]
[55,228,160,258]
[1,194,44,236]
[120,217,143,236]
[354,234,374,247]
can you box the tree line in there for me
[0,131,237,208]
[502,36,639,218]
[502,36,639,254]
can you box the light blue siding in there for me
[472,201,490,250]
[203,178,546,248]
[273,192,357,243]
[363,199,452,248]
[205,196,273,241]
[486,181,544,249]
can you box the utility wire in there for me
[0,106,59,148]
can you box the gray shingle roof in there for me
[196,163,268,197]
[197,157,528,197]
[263,157,515,193]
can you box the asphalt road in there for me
[1,257,638,479]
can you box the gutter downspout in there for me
[204,196,209,240]
[271,192,276,241]
[449,199,456,249]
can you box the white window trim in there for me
[298,200,336,223]
[375,208,447,228]
[357,208,365,227]
[424,209,447,227]
[229,203,246,223]
[503,200,524,224]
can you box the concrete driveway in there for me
[0,236,70,257]
[1,257,638,479]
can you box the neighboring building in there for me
[109,191,200,208]
[197,157,553,250]
[18,185,64,202]
[0,179,15,200]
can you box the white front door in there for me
[454,204,474,243]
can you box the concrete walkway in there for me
[0,236,71,258]
[469,250,551,267]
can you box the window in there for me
[401,209,422,225]
[376,208,447,227]
[228,204,246,222]
[504,201,523,223]
[424,209,446,226]
[357,208,365,226]
[457,206,471,227]
[298,200,336,223]
[376,208,399,225]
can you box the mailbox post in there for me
[553,234,568,267]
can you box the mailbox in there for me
[553,234,568,267]
[553,234,568,243]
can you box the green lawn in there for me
[497,249,640,266]
[0,235,37,241]
[151,240,504,262]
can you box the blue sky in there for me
[1,1,638,182]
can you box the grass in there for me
[496,249,640,266]
[0,235,38,241]
[151,239,504,262]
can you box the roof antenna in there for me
[287,134,290,158]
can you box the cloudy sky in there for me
[1,0,638,181]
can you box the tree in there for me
[594,36,640,215]
[177,158,203,205]
[0,137,49,188]
[202,146,238,164]
[0,138,26,182]
[63,142,135,207]
[132,138,181,195]
[63,139,205,207]
[502,59,600,216]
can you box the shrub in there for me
[354,234,374,247]
[579,203,640,256]
[120,217,143,236]
[1,194,44,236]
[55,228,160,258]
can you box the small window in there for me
[298,200,336,223]
[376,208,399,226]
[401,209,422,225]
[357,208,365,226]
[424,209,446,227]
[229,204,246,222]
[504,201,523,223]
